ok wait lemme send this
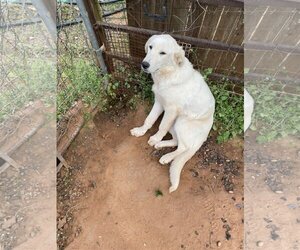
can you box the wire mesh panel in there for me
[97,0,244,82]
[0,1,55,148]
[0,1,56,249]
[57,0,105,141]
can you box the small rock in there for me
[275,190,283,194]
[257,241,264,247]
[189,169,199,177]
[58,217,66,229]
[263,218,272,223]
[217,241,221,247]
[235,203,243,209]
[287,203,298,209]
[228,191,234,194]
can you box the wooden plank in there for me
[274,53,300,80]
[200,5,232,75]
[244,0,300,8]
[168,0,191,34]
[185,1,206,38]
[211,6,243,77]
[0,163,10,175]
[274,10,300,46]
[0,152,22,171]
[57,153,71,170]
[244,6,268,41]
[126,0,145,58]
[249,6,294,43]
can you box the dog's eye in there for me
[149,45,152,50]
[160,52,166,55]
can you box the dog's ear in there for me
[145,35,157,53]
[174,47,185,66]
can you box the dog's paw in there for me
[169,185,178,193]
[148,134,161,146]
[159,154,174,165]
[130,127,147,137]
[154,141,165,149]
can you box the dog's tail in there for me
[169,147,199,193]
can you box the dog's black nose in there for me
[141,61,150,69]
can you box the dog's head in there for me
[141,34,185,74]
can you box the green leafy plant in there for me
[108,66,154,106]
[57,58,106,120]
[202,68,244,143]
[247,83,300,143]
[209,84,244,143]
[0,59,56,122]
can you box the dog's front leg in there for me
[130,101,163,137]
[148,108,177,146]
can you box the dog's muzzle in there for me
[141,61,150,72]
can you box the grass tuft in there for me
[155,189,163,197]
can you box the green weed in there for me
[155,189,163,197]
[247,83,300,143]
[0,59,56,122]
[202,69,244,143]
[209,84,244,143]
[57,58,107,120]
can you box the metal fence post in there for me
[77,0,108,74]
[31,0,56,41]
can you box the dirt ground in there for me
[0,103,56,250]
[57,104,244,250]
[244,133,300,249]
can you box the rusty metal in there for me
[194,0,243,7]
[97,22,244,54]
[246,41,300,54]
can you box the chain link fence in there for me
[1,1,56,249]
[0,1,55,143]
[57,1,98,139]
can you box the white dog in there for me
[130,34,215,193]
[244,88,254,131]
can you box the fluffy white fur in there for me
[130,34,215,193]
[244,88,254,131]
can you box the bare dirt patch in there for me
[245,133,300,249]
[0,104,56,250]
[57,104,244,249]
